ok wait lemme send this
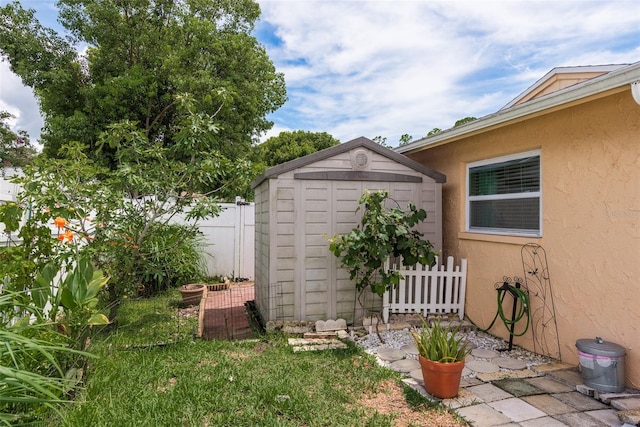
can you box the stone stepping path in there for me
[472,348,500,359]
[377,347,407,361]
[360,325,640,426]
[493,357,528,370]
[466,360,501,373]
[373,345,531,376]
[389,359,420,373]
[400,343,419,355]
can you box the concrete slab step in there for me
[288,337,348,352]
[315,319,347,332]
[291,342,348,352]
[303,331,337,339]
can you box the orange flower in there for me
[57,230,74,243]
[53,217,68,228]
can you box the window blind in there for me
[468,154,541,234]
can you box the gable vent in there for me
[351,149,371,170]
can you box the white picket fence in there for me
[382,256,467,322]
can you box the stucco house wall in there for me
[401,70,640,388]
[252,137,445,324]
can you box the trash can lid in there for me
[576,337,626,357]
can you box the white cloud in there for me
[258,0,640,145]
[0,61,44,143]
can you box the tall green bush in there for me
[125,223,207,297]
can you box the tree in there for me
[398,133,413,146]
[372,135,391,148]
[454,117,476,127]
[0,111,37,168]
[255,130,340,167]
[426,128,442,137]
[0,1,286,176]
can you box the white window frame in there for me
[466,150,542,237]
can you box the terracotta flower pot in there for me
[418,355,465,399]
[179,284,205,306]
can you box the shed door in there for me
[296,180,391,321]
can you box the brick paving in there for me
[202,283,255,340]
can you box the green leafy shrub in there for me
[125,223,207,297]
[33,256,110,343]
[328,190,437,296]
[0,289,91,424]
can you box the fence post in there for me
[382,258,390,323]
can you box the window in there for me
[466,150,541,236]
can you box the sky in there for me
[1,0,639,148]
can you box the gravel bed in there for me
[355,327,555,370]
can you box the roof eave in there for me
[397,61,640,154]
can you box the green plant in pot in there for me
[411,318,471,399]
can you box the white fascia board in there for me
[397,61,640,154]
[502,64,630,110]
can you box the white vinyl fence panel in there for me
[383,256,467,322]
[195,199,254,280]
[0,169,25,242]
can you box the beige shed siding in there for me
[297,158,352,172]
[253,181,269,318]
[274,179,296,320]
[371,157,419,173]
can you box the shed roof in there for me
[251,136,446,188]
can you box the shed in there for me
[251,137,446,323]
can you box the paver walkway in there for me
[202,283,255,340]
[388,347,640,426]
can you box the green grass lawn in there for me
[47,291,458,427]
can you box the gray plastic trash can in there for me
[575,337,625,392]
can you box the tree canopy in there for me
[0,0,286,169]
[0,111,37,168]
[454,116,477,127]
[254,130,340,168]
[398,133,413,146]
